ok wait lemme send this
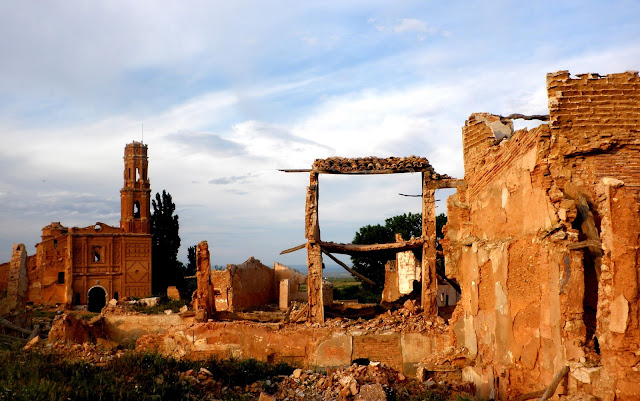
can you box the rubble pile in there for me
[273,362,471,401]
[286,301,449,335]
[312,156,449,177]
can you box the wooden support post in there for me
[422,173,438,316]
[306,172,324,323]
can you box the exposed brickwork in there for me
[0,142,153,309]
[352,334,403,371]
[447,71,640,400]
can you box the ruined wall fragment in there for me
[274,262,307,304]
[446,71,640,400]
[211,257,277,312]
[192,241,213,319]
[1,244,28,314]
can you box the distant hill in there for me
[288,264,352,278]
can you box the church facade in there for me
[0,142,153,311]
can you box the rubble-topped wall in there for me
[445,71,640,400]
[312,156,451,178]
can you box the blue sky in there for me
[1,1,639,266]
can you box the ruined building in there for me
[0,142,152,312]
[444,71,640,399]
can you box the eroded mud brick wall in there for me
[0,261,9,293]
[212,257,276,312]
[445,71,640,400]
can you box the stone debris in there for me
[167,286,181,300]
[48,313,105,344]
[273,362,471,401]
[282,304,448,335]
[312,156,448,178]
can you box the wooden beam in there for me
[280,243,306,255]
[280,168,436,175]
[422,172,438,316]
[0,318,32,335]
[539,366,570,401]
[426,178,465,190]
[306,172,324,323]
[319,239,424,254]
[320,248,377,286]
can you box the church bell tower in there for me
[120,142,151,233]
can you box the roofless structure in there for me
[281,156,463,322]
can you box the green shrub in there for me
[0,349,295,401]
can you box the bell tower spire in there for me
[120,141,151,233]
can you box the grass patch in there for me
[333,283,381,304]
[0,350,294,401]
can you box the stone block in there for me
[167,286,180,300]
[316,334,352,367]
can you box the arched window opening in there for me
[134,201,140,218]
[136,167,140,182]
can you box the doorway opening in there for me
[88,286,107,312]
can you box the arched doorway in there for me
[88,286,107,312]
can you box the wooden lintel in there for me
[319,239,424,255]
[280,168,435,175]
[567,239,602,251]
[280,243,306,255]
[426,178,465,190]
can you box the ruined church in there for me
[0,142,152,312]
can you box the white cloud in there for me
[393,18,429,33]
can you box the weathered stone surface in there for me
[212,257,275,312]
[446,70,640,400]
[316,334,352,367]
[166,286,180,300]
[48,313,105,344]
[0,142,153,308]
[192,241,213,318]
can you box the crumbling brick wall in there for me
[212,257,276,312]
[445,71,640,400]
[0,261,9,294]
[274,262,308,303]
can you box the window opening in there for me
[74,292,81,305]
[134,201,140,218]
[93,246,102,262]
[57,272,65,284]
[114,291,119,301]
[53,239,58,248]
[136,167,140,181]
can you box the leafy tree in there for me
[186,245,197,276]
[151,190,181,294]
[350,212,447,291]
[178,245,198,299]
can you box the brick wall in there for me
[0,261,9,293]
[448,71,640,400]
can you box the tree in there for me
[350,212,447,291]
[151,190,181,294]
[186,245,196,276]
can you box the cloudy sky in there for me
[0,1,638,266]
